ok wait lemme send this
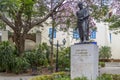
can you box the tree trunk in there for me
[50,36,54,72]
[50,15,55,72]
[13,32,26,56]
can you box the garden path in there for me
[100,67,120,74]
[0,76,33,80]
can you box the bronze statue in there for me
[76,2,89,42]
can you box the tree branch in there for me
[30,0,65,30]
[14,3,25,31]
[0,14,15,30]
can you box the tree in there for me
[0,0,64,56]
[104,0,120,33]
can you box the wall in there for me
[109,33,120,59]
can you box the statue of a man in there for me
[76,2,89,42]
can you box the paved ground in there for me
[1,67,120,80]
[100,67,120,74]
[0,76,33,80]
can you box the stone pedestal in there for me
[71,44,98,80]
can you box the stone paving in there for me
[0,76,33,80]
[100,67,120,74]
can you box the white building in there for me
[35,20,119,59]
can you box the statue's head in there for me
[78,2,83,9]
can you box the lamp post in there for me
[56,38,66,72]
[56,40,59,72]
[49,38,66,72]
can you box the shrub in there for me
[52,72,67,78]
[30,73,120,80]
[99,62,105,67]
[36,44,48,66]
[97,74,112,80]
[0,41,15,72]
[24,50,48,68]
[54,76,70,80]
[99,46,112,59]
[58,47,70,71]
[24,51,38,67]
[73,77,88,80]
[11,57,30,74]
[0,41,50,74]
[31,75,53,80]
[112,74,120,80]
[37,43,51,63]
[30,72,68,80]
[0,41,30,74]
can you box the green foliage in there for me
[0,0,50,54]
[99,62,105,67]
[11,57,30,74]
[99,46,112,59]
[91,5,109,21]
[30,72,88,80]
[54,76,70,80]
[37,43,51,63]
[24,43,49,68]
[0,41,29,73]
[0,41,15,72]
[0,0,48,19]
[29,73,120,80]
[0,41,51,74]
[104,15,120,33]
[31,75,53,80]
[97,74,120,80]
[97,74,112,80]
[35,0,48,17]
[24,51,48,68]
[24,51,38,67]
[73,77,88,80]
[30,72,68,80]
[52,72,67,79]
[0,0,35,17]
[58,47,70,71]
[112,74,120,80]
[104,15,118,23]
[35,43,49,66]
[106,15,120,33]
[109,19,120,31]
[0,20,6,30]
[0,41,30,73]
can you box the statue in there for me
[76,2,89,43]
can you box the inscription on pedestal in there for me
[75,49,88,56]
